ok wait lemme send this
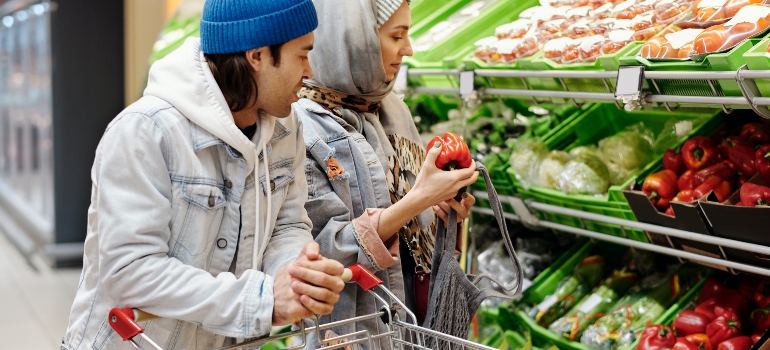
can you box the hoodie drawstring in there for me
[252,121,272,270]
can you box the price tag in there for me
[538,295,560,311]
[578,294,604,314]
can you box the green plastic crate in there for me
[464,52,545,91]
[618,38,761,99]
[504,240,709,350]
[410,0,474,39]
[506,103,721,241]
[530,42,644,97]
[743,37,770,98]
[405,0,539,87]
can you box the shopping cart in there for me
[109,263,498,350]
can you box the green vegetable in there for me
[606,163,638,186]
[548,268,640,341]
[509,138,549,181]
[557,154,611,195]
[569,146,599,158]
[579,266,704,350]
[530,255,606,327]
[598,131,652,171]
[537,151,572,189]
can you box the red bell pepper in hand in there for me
[675,337,703,350]
[426,132,472,171]
[699,278,727,304]
[740,183,770,207]
[717,336,753,350]
[686,333,714,350]
[693,176,732,202]
[707,311,743,346]
[680,170,696,191]
[755,145,770,182]
[692,161,736,188]
[644,170,679,209]
[675,310,712,336]
[683,136,719,171]
[696,297,718,321]
[751,307,770,333]
[665,149,687,176]
[639,325,677,350]
[728,141,758,177]
[714,290,749,319]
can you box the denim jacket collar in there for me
[191,119,291,158]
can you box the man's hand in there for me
[272,242,345,326]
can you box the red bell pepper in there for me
[639,325,678,350]
[714,290,749,319]
[673,189,695,203]
[755,145,770,182]
[751,307,770,333]
[686,333,714,350]
[716,336,753,350]
[751,333,763,344]
[754,281,770,308]
[693,176,732,202]
[665,149,688,176]
[666,206,675,216]
[740,183,770,207]
[680,170,696,191]
[675,310,712,336]
[644,170,679,209]
[696,297,718,321]
[736,201,746,206]
[699,278,727,304]
[675,337,703,350]
[692,161,736,188]
[728,141,758,177]
[707,311,743,346]
[426,132,472,171]
[739,123,770,145]
[683,136,719,171]
[739,276,761,299]
[739,175,749,187]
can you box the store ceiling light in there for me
[2,16,13,28]
[16,10,28,21]
[32,4,45,16]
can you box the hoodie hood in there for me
[144,37,276,175]
[144,37,277,269]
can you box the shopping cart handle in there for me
[342,263,382,291]
[109,308,160,341]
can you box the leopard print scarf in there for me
[298,84,380,113]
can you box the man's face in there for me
[254,33,314,118]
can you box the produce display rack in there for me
[395,65,770,277]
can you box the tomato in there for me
[602,40,627,54]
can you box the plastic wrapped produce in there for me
[602,29,635,54]
[579,34,606,61]
[692,4,770,55]
[548,267,640,340]
[598,131,653,171]
[529,255,607,327]
[580,265,705,350]
[545,37,582,62]
[538,151,573,188]
[496,19,534,39]
[607,162,639,186]
[639,29,704,59]
[569,145,599,158]
[652,118,699,152]
[557,154,611,195]
[474,36,501,62]
[510,138,550,186]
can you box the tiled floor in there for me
[0,232,81,349]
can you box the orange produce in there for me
[693,25,729,54]
[724,0,764,17]
[695,7,726,22]
[678,42,694,58]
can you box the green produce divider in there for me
[409,0,473,39]
[465,52,544,91]
[507,104,721,242]
[405,0,539,87]
[498,239,709,350]
[744,37,770,98]
[618,38,761,100]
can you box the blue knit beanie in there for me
[200,0,318,54]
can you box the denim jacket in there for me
[294,99,410,349]
[62,38,312,350]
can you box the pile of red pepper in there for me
[642,122,770,215]
[638,276,770,350]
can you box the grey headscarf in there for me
[306,0,435,234]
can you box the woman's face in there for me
[379,1,413,83]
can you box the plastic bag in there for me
[652,118,700,152]
[557,154,611,195]
[692,4,770,55]
[538,151,573,189]
[510,138,550,188]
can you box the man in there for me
[62,0,344,349]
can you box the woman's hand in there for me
[433,192,476,226]
[410,143,479,208]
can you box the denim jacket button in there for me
[270,180,275,191]
[224,180,232,189]
[208,194,215,207]
[217,238,227,249]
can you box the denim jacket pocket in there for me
[90,317,113,350]
[172,182,228,264]
[259,163,294,197]
[183,182,227,210]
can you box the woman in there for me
[294,0,478,348]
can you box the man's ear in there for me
[245,47,268,72]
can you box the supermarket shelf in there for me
[471,191,770,277]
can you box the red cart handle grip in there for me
[109,307,144,341]
[341,263,382,291]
